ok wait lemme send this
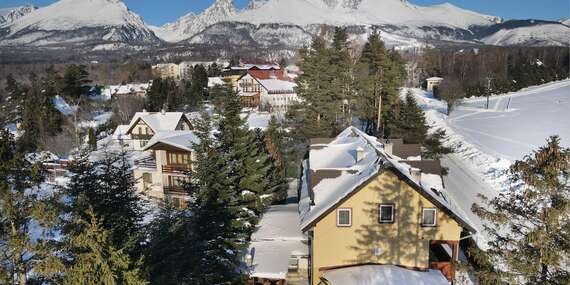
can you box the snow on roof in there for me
[426,77,444,81]
[112,125,131,140]
[109,83,150,95]
[252,204,306,242]
[300,126,476,232]
[248,204,308,280]
[241,112,272,130]
[321,265,450,285]
[143,131,199,152]
[259,79,297,92]
[208,77,224,87]
[127,112,188,134]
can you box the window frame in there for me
[378,203,395,224]
[421,208,438,227]
[336,208,352,227]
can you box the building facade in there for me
[300,127,475,285]
[133,131,198,207]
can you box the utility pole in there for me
[485,75,494,109]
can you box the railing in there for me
[163,186,188,195]
[134,156,157,169]
[131,134,153,140]
[162,164,192,174]
[430,262,453,281]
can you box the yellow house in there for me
[299,127,475,285]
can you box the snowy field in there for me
[450,80,570,161]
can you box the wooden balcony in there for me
[162,164,192,174]
[163,186,188,195]
[134,156,157,169]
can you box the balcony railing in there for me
[131,134,153,140]
[134,156,157,169]
[164,186,188,195]
[162,164,192,174]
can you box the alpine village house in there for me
[297,127,476,285]
[114,111,197,207]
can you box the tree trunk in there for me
[376,96,382,135]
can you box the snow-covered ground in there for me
[406,80,570,193]
[406,80,570,244]
[450,80,569,161]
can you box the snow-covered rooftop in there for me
[126,112,189,134]
[300,126,475,232]
[426,77,444,81]
[321,264,450,285]
[259,79,297,93]
[208,77,224,88]
[248,204,308,280]
[143,131,199,152]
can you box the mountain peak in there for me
[0,5,36,26]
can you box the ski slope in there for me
[450,80,570,161]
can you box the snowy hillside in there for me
[562,18,570,26]
[0,0,160,47]
[482,23,570,46]
[0,5,36,26]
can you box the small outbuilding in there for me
[425,77,444,92]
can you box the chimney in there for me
[384,141,393,155]
[356,147,365,163]
[409,167,422,185]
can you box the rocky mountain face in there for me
[0,5,36,26]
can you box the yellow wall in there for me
[310,170,462,285]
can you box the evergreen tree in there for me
[61,209,148,285]
[185,112,245,284]
[190,64,209,100]
[88,128,97,151]
[330,27,356,128]
[146,78,179,111]
[394,91,428,144]
[422,128,453,160]
[62,64,90,99]
[64,149,144,252]
[294,34,340,137]
[0,130,60,285]
[355,31,405,136]
[470,136,570,284]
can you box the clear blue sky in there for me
[1,0,568,26]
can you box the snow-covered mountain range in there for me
[0,0,159,49]
[0,0,567,56]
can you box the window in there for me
[167,152,191,165]
[142,173,152,184]
[138,126,142,134]
[378,204,395,223]
[422,208,437,227]
[336,208,352,227]
[140,140,148,148]
[169,176,189,187]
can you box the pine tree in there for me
[0,129,60,285]
[394,91,428,144]
[470,136,570,284]
[185,112,245,284]
[64,148,144,252]
[294,34,340,137]
[355,31,405,136]
[62,209,148,285]
[330,27,356,128]
[88,128,97,151]
[62,64,90,99]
